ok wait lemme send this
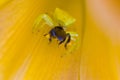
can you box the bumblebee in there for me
[44,26,71,48]
[33,8,79,54]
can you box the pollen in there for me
[45,34,50,39]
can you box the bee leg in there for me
[44,34,47,36]
[44,33,52,43]
[49,38,52,43]
[58,39,65,46]
[48,34,52,43]
[66,31,79,54]
[64,33,71,49]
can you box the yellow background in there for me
[0,0,120,80]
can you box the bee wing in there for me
[32,14,54,33]
[66,31,80,55]
[53,8,76,27]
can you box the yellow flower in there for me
[0,0,120,80]
[0,0,81,80]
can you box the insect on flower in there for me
[33,8,79,55]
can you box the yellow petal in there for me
[1,0,120,80]
[0,0,81,80]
